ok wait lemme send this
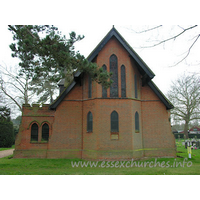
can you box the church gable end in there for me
[14,26,176,160]
[50,27,172,110]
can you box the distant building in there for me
[189,127,200,134]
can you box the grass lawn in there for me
[0,140,199,175]
[0,145,15,151]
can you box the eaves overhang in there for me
[49,81,76,110]
[147,81,174,110]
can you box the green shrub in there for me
[0,121,14,148]
[174,133,184,139]
[173,133,200,139]
[189,134,200,139]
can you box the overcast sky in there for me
[1,24,199,95]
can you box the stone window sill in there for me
[111,132,119,140]
[30,141,48,144]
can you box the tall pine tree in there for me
[9,25,112,103]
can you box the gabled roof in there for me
[87,26,155,79]
[189,126,200,131]
[49,26,173,110]
[50,80,76,109]
[147,81,174,110]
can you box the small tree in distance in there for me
[167,73,200,138]
[0,64,34,113]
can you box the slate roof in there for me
[49,27,174,110]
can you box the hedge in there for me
[0,121,14,148]
[173,133,200,139]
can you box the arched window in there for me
[121,65,126,97]
[110,54,118,97]
[135,74,138,99]
[135,112,140,132]
[102,65,107,98]
[31,123,38,142]
[87,112,93,132]
[111,111,119,132]
[42,123,49,141]
[88,75,92,98]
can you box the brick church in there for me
[14,27,176,160]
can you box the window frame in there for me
[135,74,138,99]
[135,111,140,133]
[102,64,108,98]
[87,111,93,132]
[42,123,49,142]
[31,123,39,142]
[88,75,92,98]
[111,111,119,133]
[110,54,118,98]
[121,65,126,97]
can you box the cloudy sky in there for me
[1,24,199,95]
[0,1,199,120]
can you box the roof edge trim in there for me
[49,81,76,109]
[87,27,155,79]
[147,81,174,110]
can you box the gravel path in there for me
[0,149,14,158]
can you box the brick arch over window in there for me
[87,111,93,132]
[110,54,118,97]
[42,123,49,141]
[135,112,140,132]
[111,111,119,132]
[31,123,38,142]
[121,65,126,97]
[102,64,107,98]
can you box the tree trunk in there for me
[184,121,189,139]
[24,78,29,104]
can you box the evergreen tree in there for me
[8,25,112,103]
[0,107,14,147]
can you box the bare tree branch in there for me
[128,25,163,34]
[0,64,35,114]
[141,25,198,48]
[0,64,26,90]
[4,81,24,95]
[190,117,200,121]
[0,79,22,111]
[170,34,200,67]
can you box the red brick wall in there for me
[141,85,176,157]
[96,37,140,99]
[47,84,83,158]
[14,104,55,158]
